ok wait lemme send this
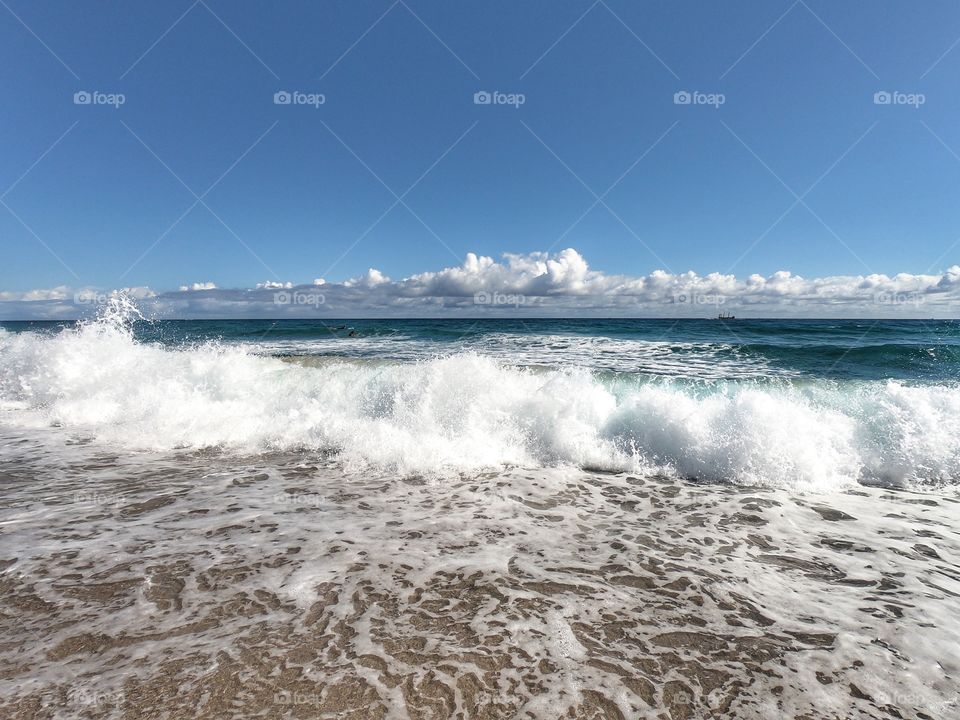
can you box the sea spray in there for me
[1,307,960,489]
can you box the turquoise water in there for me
[2,311,960,487]
[5,318,957,381]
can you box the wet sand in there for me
[1,435,958,719]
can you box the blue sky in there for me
[2,1,960,317]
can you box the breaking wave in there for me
[1,299,959,491]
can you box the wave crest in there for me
[1,309,959,491]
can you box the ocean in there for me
[1,300,958,718]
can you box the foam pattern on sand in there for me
[0,434,957,719]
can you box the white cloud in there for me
[255,281,292,290]
[178,282,217,291]
[343,268,390,288]
[0,286,155,304]
[0,285,72,301]
[2,250,959,319]
[125,286,157,300]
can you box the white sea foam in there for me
[1,305,958,490]
[252,332,792,379]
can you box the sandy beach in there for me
[2,428,957,719]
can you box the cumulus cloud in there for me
[255,281,293,290]
[0,285,72,302]
[178,282,217,291]
[0,286,154,309]
[2,249,959,319]
[343,268,390,288]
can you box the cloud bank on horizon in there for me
[2,249,959,319]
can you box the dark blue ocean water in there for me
[4,318,958,382]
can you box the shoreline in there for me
[1,440,957,719]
